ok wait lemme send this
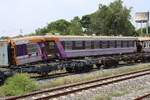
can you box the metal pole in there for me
[146,22,149,34]
[141,22,143,35]
[147,11,149,34]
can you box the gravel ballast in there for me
[53,74,150,100]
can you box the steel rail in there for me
[4,68,150,100]
[134,93,150,100]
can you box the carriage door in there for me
[0,41,9,66]
[45,41,56,58]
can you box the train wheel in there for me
[66,67,73,73]
[102,59,112,69]
[96,64,102,69]
[102,59,118,69]
[74,66,80,73]
[40,72,48,76]
[112,60,119,68]
[84,65,92,72]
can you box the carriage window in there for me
[128,41,134,47]
[116,41,122,48]
[44,41,56,55]
[85,41,91,49]
[93,41,100,49]
[99,41,102,48]
[74,41,83,50]
[47,41,55,49]
[62,41,72,50]
[27,43,38,54]
[109,41,116,48]
[16,44,27,56]
[143,42,146,47]
[101,41,108,48]
[122,41,128,47]
[148,41,150,48]
[146,42,149,48]
[147,41,150,48]
[144,41,149,48]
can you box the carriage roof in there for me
[5,35,150,43]
[137,37,150,41]
[55,35,138,41]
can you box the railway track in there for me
[4,68,150,100]
[134,93,150,100]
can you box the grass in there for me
[92,89,128,100]
[92,91,125,100]
[39,63,150,89]
[92,85,150,100]
[1,63,150,97]
[0,74,38,96]
[110,90,128,97]
[92,94,111,100]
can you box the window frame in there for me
[16,44,27,56]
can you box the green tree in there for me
[34,0,135,36]
[68,16,83,35]
[35,19,70,35]
[47,19,70,35]
[90,5,110,35]
[136,27,150,36]
[89,0,135,36]
[35,27,49,35]
[80,15,91,33]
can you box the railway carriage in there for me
[13,36,45,65]
[0,35,138,66]
[0,35,150,79]
[58,36,137,58]
[138,37,150,53]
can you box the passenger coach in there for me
[59,36,137,58]
[0,35,150,76]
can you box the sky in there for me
[0,0,149,37]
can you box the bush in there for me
[0,74,37,96]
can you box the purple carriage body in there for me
[57,36,138,59]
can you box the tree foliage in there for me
[88,0,136,36]
[47,19,71,35]
[35,18,83,35]
[80,15,91,33]
[34,0,136,36]
[68,16,83,35]
[136,27,150,36]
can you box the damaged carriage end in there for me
[0,36,62,80]
[0,40,13,84]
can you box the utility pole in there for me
[146,11,149,34]
[20,29,23,34]
[140,22,143,35]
